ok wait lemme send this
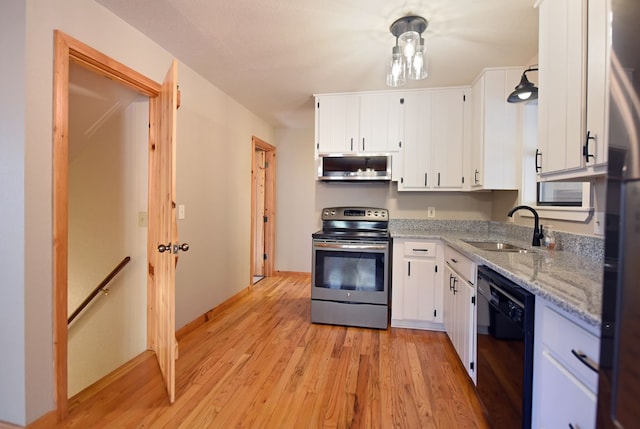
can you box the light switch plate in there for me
[427,207,436,218]
[178,204,186,220]
[137,211,148,227]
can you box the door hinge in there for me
[471,296,476,305]
[263,216,268,223]
[264,161,269,168]
[435,265,438,273]
[263,253,267,260]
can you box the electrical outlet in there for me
[427,207,436,218]
[593,211,605,235]
[137,211,148,227]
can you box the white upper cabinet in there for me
[398,88,469,191]
[470,68,521,190]
[315,92,404,155]
[359,93,404,153]
[536,0,610,180]
[315,94,359,153]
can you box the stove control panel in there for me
[322,207,388,221]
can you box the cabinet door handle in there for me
[450,258,458,264]
[583,131,595,163]
[424,172,428,187]
[350,138,353,152]
[362,137,365,151]
[412,248,429,253]
[474,169,479,184]
[449,274,455,290]
[571,349,599,373]
[407,261,411,277]
[437,172,441,187]
[535,149,542,173]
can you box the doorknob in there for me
[158,243,189,253]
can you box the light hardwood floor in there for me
[35,273,490,428]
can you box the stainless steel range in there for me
[311,207,390,329]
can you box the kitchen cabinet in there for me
[314,92,403,155]
[536,0,610,180]
[470,68,521,190]
[391,239,444,330]
[398,88,470,191]
[532,297,600,429]
[443,245,477,381]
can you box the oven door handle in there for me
[314,242,387,250]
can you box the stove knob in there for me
[331,210,336,215]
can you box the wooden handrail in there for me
[68,256,131,325]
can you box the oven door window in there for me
[315,250,384,292]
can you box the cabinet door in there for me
[536,350,597,429]
[359,93,403,153]
[399,91,432,190]
[403,258,437,321]
[538,0,586,175]
[316,95,359,153]
[471,69,520,190]
[585,0,610,167]
[431,89,466,189]
[457,280,476,379]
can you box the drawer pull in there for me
[450,258,458,263]
[571,349,599,373]
[412,248,429,252]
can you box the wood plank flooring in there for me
[36,274,491,428]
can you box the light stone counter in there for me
[390,220,604,328]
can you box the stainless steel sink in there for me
[462,240,534,253]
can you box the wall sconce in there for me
[386,15,429,87]
[507,66,539,103]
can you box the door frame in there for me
[250,136,275,284]
[53,30,161,420]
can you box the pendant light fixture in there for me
[507,66,539,103]
[386,15,428,87]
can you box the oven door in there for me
[312,239,388,305]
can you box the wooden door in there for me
[148,59,179,403]
[253,149,266,276]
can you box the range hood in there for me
[317,154,391,181]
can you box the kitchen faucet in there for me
[508,205,543,246]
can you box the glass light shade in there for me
[399,30,420,61]
[386,46,406,87]
[408,39,427,80]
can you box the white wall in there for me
[274,128,317,273]
[67,100,148,397]
[0,0,273,424]
[0,1,27,425]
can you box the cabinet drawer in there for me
[542,306,600,392]
[537,349,597,429]
[444,246,475,284]
[404,241,437,258]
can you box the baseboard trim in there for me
[275,270,311,276]
[0,421,24,429]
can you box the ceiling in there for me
[95,0,539,129]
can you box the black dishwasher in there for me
[476,266,535,429]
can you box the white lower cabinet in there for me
[443,246,477,382]
[532,297,600,429]
[391,239,444,330]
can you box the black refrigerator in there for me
[597,0,640,427]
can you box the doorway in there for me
[250,137,275,285]
[53,30,179,418]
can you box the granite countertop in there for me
[391,222,604,328]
